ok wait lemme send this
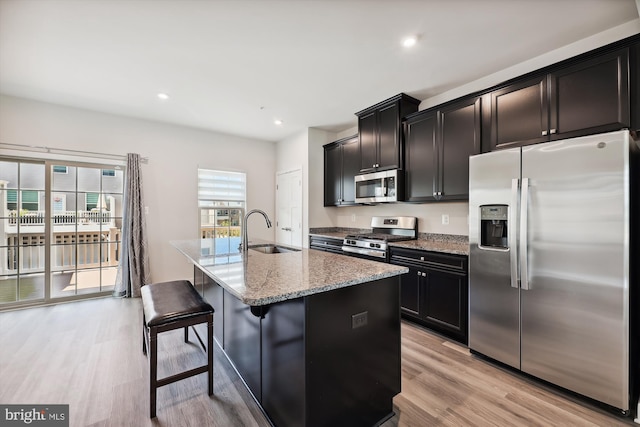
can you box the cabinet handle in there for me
[550,128,556,134]
[420,256,424,261]
[542,130,548,136]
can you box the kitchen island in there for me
[171,239,408,427]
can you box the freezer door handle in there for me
[510,178,519,289]
[520,177,530,290]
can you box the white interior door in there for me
[276,169,302,247]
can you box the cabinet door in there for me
[400,266,421,318]
[549,48,630,140]
[490,75,549,149]
[423,269,468,342]
[341,136,360,204]
[404,111,437,201]
[378,102,401,170]
[323,142,342,206]
[358,111,377,172]
[439,97,481,200]
[224,290,262,401]
[201,271,225,346]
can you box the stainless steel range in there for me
[342,216,417,261]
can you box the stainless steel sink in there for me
[249,244,300,254]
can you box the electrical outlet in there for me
[352,311,368,329]
[351,214,356,222]
[442,214,449,225]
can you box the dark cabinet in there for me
[633,40,640,131]
[356,93,420,173]
[390,247,468,344]
[224,291,262,401]
[199,266,224,346]
[490,47,630,150]
[323,135,359,206]
[405,96,481,201]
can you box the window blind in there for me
[198,169,246,203]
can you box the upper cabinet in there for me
[405,96,481,202]
[633,40,640,132]
[490,47,630,150]
[324,135,359,206]
[356,93,421,173]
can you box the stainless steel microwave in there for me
[354,169,404,203]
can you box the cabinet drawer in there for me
[390,247,467,273]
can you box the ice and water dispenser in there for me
[480,205,508,249]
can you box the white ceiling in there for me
[1,0,639,142]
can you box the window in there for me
[198,169,246,254]
[52,193,66,211]
[52,165,68,174]
[102,169,115,177]
[86,192,99,210]
[7,190,39,211]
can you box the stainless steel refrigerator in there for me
[469,129,635,413]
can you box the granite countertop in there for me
[390,235,469,256]
[171,238,408,306]
[309,228,470,256]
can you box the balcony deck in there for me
[0,268,117,303]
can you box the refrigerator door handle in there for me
[520,177,530,290]
[510,178,519,288]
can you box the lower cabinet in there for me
[390,247,468,344]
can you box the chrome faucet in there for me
[241,209,272,251]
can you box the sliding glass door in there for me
[0,158,123,308]
[0,160,46,304]
[50,163,123,298]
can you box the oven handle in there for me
[341,246,386,259]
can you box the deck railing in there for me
[3,227,120,273]
[2,213,121,274]
[8,210,113,226]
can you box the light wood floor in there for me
[0,297,635,426]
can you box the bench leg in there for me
[142,314,147,355]
[207,314,214,396]
[150,326,158,418]
[184,326,189,343]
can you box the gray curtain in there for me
[113,153,150,298]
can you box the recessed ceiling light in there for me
[274,119,283,126]
[402,36,418,48]
[157,93,170,100]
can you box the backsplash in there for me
[321,201,469,236]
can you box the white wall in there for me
[276,127,336,247]
[308,22,640,236]
[275,129,307,246]
[0,95,276,283]
[420,19,640,110]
